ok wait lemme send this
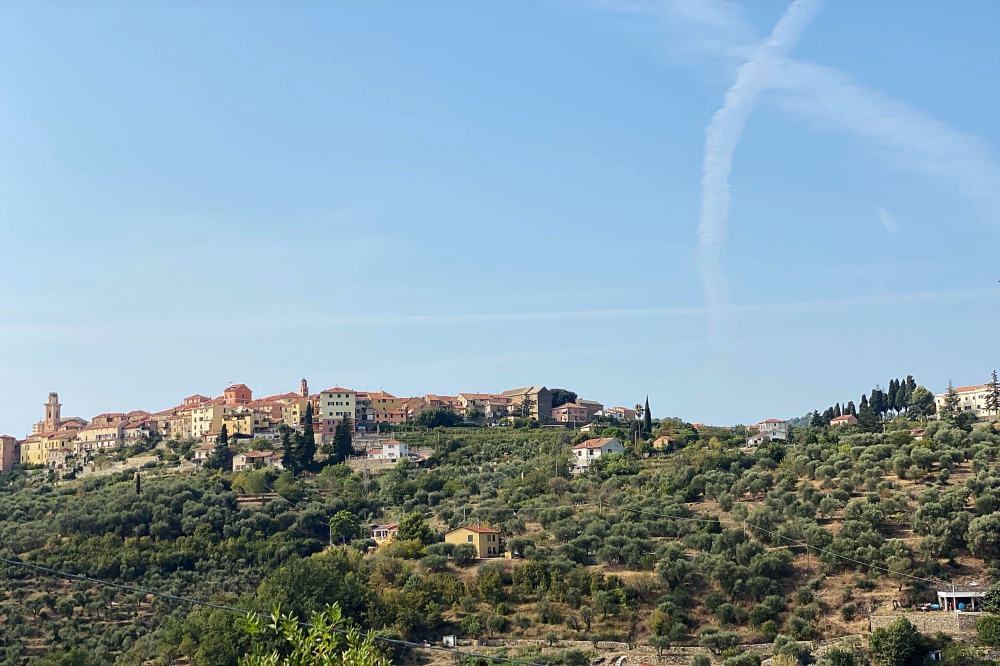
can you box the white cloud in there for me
[594,0,1000,325]
[697,0,824,338]
[878,207,897,233]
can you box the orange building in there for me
[224,384,253,405]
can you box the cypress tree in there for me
[887,380,898,415]
[331,418,353,464]
[279,425,297,474]
[643,396,652,435]
[871,389,885,420]
[895,380,907,414]
[135,472,141,496]
[834,403,841,417]
[208,425,232,470]
[858,398,877,432]
[296,403,317,472]
[846,401,857,416]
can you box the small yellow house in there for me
[445,525,502,558]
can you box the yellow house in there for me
[21,430,79,465]
[281,397,313,428]
[191,403,232,438]
[222,406,272,437]
[445,525,502,558]
[321,388,356,422]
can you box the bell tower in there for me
[300,378,309,398]
[45,392,62,431]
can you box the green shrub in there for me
[976,614,1000,647]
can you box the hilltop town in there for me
[2,379,997,477]
[1,383,630,475]
[0,374,998,666]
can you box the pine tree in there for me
[986,370,1000,416]
[643,396,652,435]
[295,403,317,472]
[207,425,232,470]
[943,381,961,416]
[810,410,824,427]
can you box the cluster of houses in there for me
[0,382,631,473]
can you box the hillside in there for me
[0,418,999,666]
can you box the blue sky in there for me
[0,1,997,435]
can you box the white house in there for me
[571,437,624,473]
[755,418,788,438]
[935,384,996,419]
[747,419,789,446]
[232,451,283,472]
[367,439,409,461]
[193,443,216,465]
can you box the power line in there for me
[0,557,546,666]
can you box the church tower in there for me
[300,378,309,398]
[44,392,62,431]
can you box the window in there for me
[467,535,473,542]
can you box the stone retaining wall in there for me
[870,613,980,639]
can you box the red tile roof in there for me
[451,525,500,534]
[955,384,989,393]
[573,437,617,450]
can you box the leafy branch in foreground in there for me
[241,603,389,666]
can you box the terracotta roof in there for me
[450,525,500,534]
[0,434,16,439]
[955,384,989,393]
[573,437,618,450]
[459,393,492,400]
[761,419,785,423]
[830,414,856,422]
[322,387,356,393]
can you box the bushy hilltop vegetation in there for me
[1,408,1000,666]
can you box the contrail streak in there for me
[698,0,823,337]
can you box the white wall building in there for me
[571,437,624,473]
[368,439,409,461]
[935,384,996,419]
